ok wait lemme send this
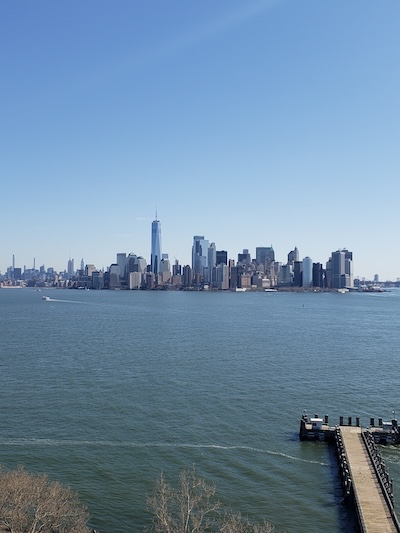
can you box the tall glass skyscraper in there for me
[151,216,162,275]
[192,235,209,276]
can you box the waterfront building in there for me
[171,274,183,287]
[13,267,22,280]
[278,263,292,285]
[331,249,353,288]
[182,265,193,287]
[312,263,325,288]
[92,271,104,290]
[150,216,162,275]
[116,253,127,283]
[293,261,302,287]
[302,257,313,287]
[241,273,252,288]
[109,264,121,289]
[230,266,244,289]
[128,271,142,289]
[160,256,171,283]
[215,263,229,290]
[145,272,155,290]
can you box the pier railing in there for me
[362,429,400,532]
[335,427,367,532]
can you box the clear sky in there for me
[1,0,399,280]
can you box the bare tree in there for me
[147,468,278,533]
[0,466,91,533]
[147,469,220,533]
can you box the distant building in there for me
[116,253,127,283]
[312,263,325,288]
[216,250,228,265]
[237,249,251,265]
[109,264,121,289]
[128,271,142,289]
[192,236,209,278]
[302,257,312,287]
[256,246,275,264]
[127,253,137,274]
[85,264,96,277]
[92,271,104,290]
[331,249,353,288]
[278,263,292,285]
[160,255,171,283]
[208,243,216,273]
[214,263,229,290]
[293,261,302,287]
[172,259,181,276]
[67,258,74,279]
[151,216,162,275]
[182,265,193,287]
[288,247,299,265]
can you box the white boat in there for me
[264,288,278,292]
[41,296,51,301]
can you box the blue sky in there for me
[1,0,399,280]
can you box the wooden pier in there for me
[338,425,399,532]
[300,413,400,532]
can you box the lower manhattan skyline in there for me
[0,216,388,288]
[1,1,399,280]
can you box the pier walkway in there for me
[339,426,398,533]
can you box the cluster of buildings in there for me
[1,217,361,291]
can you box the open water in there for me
[0,287,399,532]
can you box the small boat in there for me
[41,296,51,301]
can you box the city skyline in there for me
[1,1,399,280]
[1,227,359,290]
[0,229,394,282]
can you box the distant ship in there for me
[41,296,51,301]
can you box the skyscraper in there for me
[151,215,162,275]
[192,236,209,277]
[288,247,299,264]
[256,246,275,264]
[116,253,127,282]
[331,249,353,288]
[67,257,74,279]
[302,256,313,287]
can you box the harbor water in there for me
[0,287,399,532]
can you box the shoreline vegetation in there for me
[0,466,281,533]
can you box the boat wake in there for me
[0,439,327,465]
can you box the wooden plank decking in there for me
[340,426,398,533]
